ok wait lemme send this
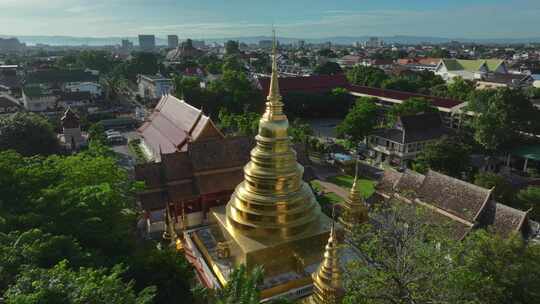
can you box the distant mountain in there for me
[2,34,540,46]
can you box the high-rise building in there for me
[167,35,179,49]
[138,35,156,52]
[121,39,133,50]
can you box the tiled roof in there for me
[138,95,222,155]
[478,202,529,237]
[26,69,98,84]
[0,94,20,109]
[374,169,531,239]
[258,74,349,95]
[61,107,80,128]
[416,170,491,223]
[349,85,463,109]
[373,113,452,144]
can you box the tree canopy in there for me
[0,147,194,302]
[386,97,436,124]
[413,135,471,178]
[0,112,60,156]
[337,97,378,144]
[346,66,389,87]
[468,88,539,152]
[313,61,343,75]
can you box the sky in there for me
[1,0,539,39]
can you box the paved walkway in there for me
[315,179,349,200]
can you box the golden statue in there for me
[339,159,368,236]
[206,31,332,280]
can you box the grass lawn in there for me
[326,175,376,198]
[310,181,343,205]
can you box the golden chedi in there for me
[308,220,345,304]
[208,34,331,279]
[339,161,368,236]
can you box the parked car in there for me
[107,134,127,145]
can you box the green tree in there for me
[346,66,389,88]
[468,88,538,152]
[0,229,89,292]
[454,231,540,303]
[289,118,314,144]
[473,172,515,203]
[196,265,264,304]
[127,247,194,304]
[336,97,378,144]
[225,40,240,55]
[447,77,475,101]
[313,61,343,75]
[516,186,540,221]
[413,136,471,178]
[345,203,459,304]
[386,97,436,124]
[3,261,155,304]
[381,77,420,93]
[0,112,60,156]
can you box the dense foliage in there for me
[0,112,60,156]
[413,135,472,178]
[0,147,194,302]
[345,203,540,304]
[337,97,378,144]
[386,97,436,124]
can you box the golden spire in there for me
[310,208,344,304]
[263,29,285,121]
[224,29,323,240]
[339,159,368,235]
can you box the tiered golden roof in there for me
[225,33,323,239]
[309,219,344,304]
[339,161,368,235]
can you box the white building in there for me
[435,59,508,82]
[138,74,173,101]
[22,86,57,112]
[64,82,102,97]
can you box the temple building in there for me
[134,95,252,236]
[182,36,333,301]
[135,93,316,238]
[373,169,540,240]
[59,107,86,152]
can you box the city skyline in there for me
[1,0,539,39]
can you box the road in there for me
[111,130,140,170]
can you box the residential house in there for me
[22,86,57,112]
[23,69,100,111]
[476,73,534,90]
[337,55,364,68]
[367,112,454,167]
[373,169,539,240]
[435,59,508,81]
[137,74,173,101]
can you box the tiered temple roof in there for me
[375,169,533,239]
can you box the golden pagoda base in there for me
[210,205,332,277]
[191,206,332,299]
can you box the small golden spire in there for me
[339,158,368,235]
[310,206,344,304]
[263,29,285,121]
